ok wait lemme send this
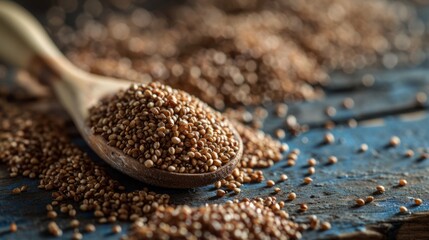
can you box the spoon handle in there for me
[0,1,73,81]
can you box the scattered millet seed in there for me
[20,185,28,192]
[217,189,226,197]
[308,167,315,175]
[70,219,80,228]
[416,92,427,105]
[307,158,317,166]
[47,222,62,237]
[328,156,338,164]
[47,211,58,219]
[325,106,336,117]
[233,188,241,194]
[399,179,408,187]
[320,221,332,231]
[274,188,281,193]
[288,192,297,201]
[324,133,335,144]
[280,174,288,181]
[414,198,423,206]
[275,103,288,117]
[389,136,401,147]
[300,203,308,212]
[287,159,296,167]
[405,149,414,158]
[9,222,17,233]
[303,177,313,185]
[356,199,365,206]
[366,196,375,203]
[359,144,368,153]
[267,180,275,187]
[399,206,408,213]
[419,153,429,160]
[72,232,83,240]
[112,225,122,234]
[280,143,289,152]
[11,187,21,194]
[275,129,286,139]
[342,98,355,109]
[88,83,239,174]
[84,224,96,233]
[376,185,386,193]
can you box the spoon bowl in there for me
[0,1,242,188]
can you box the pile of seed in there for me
[44,0,423,109]
[125,197,313,240]
[88,82,239,173]
[0,100,170,222]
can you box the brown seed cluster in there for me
[0,101,170,222]
[125,198,308,240]
[89,82,239,173]
[43,0,422,109]
[213,120,284,194]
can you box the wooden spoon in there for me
[0,1,243,188]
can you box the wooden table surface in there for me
[2,2,429,240]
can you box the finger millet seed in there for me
[320,221,332,231]
[275,129,286,139]
[308,158,317,167]
[308,167,315,175]
[414,198,423,206]
[328,156,338,165]
[359,144,368,153]
[217,189,226,197]
[342,98,355,109]
[88,83,239,174]
[399,206,408,213]
[399,179,408,187]
[304,177,313,185]
[280,174,288,181]
[356,199,365,206]
[10,222,17,233]
[70,219,80,228]
[267,180,275,187]
[47,222,62,237]
[389,136,401,147]
[288,192,297,201]
[274,187,281,193]
[300,203,308,212]
[72,232,83,240]
[12,187,21,194]
[405,149,414,158]
[112,225,122,234]
[376,185,386,193]
[324,133,335,144]
[366,196,375,203]
[84,224,96,233]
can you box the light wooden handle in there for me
[0,1,71,78]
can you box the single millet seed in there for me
[303,177,313,185]
[307,158,317,166]
[320,221,331,231]
[414,198,423,206]
[366,196,375,203]
[274,188,281,193]
[275,129,286,139]
[356,198,365,206]
[267,180,275,187]
[88,83,239,174]
[342,98,355,109]
[399,206,408,213]
[47,211,58,219]
[280,174,288,181]
[359,144,368,152]
[328,156,338,164]
[72,232,83,240]
[70,219,80,228]
[112,225,122,234]
[325,106,336,117]
[287,159,296,167]
[405,149,414,158]
[300,203,308,212]
[308,167,315,175]
[216,189,226,197]
[376,185,385,193]
[288,192,297,201]
[389,136,400,147]
[10,222,17,233]
[84,224,96,233]
[12,187,21,194]
[324,133,335,144]
[275,103,288,117]
[47,222,62,237]
[398,179,408,187]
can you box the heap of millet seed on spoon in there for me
[88,82,240,173]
